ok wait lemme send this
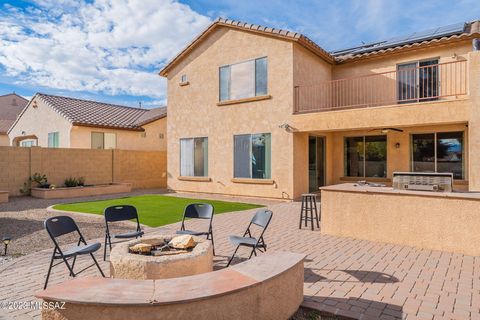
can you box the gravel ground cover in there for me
[0,190,167,257]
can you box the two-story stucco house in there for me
[8,93,167,151]
[160,18,480,200]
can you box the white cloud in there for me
[0,0,212,98]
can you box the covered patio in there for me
[1,196,479,320]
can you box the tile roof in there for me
[333,20,480,61]
[30,93,166,131]
[159,17,335,76]
[134,106,167,126]
[159,18,480,74]
[0,93,29,133]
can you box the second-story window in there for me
[219,57,267,102]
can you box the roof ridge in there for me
[0,93,28,101]
[36,93,147,112]
[159,17,334,76]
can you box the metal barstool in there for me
[299,193,320,230]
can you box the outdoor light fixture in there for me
[2,236,11,256]
[395,142,401,149]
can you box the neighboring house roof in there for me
[134,106,167,126]
[8,93,166,133]
[159,17,335,76]
[0,93,29,134]
[159,18,480,75]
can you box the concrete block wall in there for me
[0,147,167,196]
[113,150,167,189]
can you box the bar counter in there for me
[320,183,480,256]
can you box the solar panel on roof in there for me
[331,22,466,57]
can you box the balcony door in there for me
[397,59,439,104]
[308,136,325,192]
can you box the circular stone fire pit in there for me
[109,235,213,280]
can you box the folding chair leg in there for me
[71,255,77,271]
[226,245,240,267]
[249,247,257,259]
[43,253,56,290]
[90,253,105,277]
[209,231,216,256]
[61,256,76,277]
[103,234,108,261]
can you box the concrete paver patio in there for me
[0,196,479,320]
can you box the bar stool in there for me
[299,193,320,230]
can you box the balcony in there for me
[294,60,468,114]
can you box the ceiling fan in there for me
[368,128,404,133]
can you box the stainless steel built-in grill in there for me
[392,172,453,192]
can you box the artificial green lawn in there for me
[53,195,264,227]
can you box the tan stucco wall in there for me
[0,134,9,146]
[321,185,480,256]
[70,117,166,151]
[293,43,332,86]
[9,98,72,147]
[166,27,296,199]
[165,27,478,198]
[467,51,480,191]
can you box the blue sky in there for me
[0,0,479,108]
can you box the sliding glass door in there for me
[397,59,438,103]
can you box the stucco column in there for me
[292,132,309,199]
[468,50,480,190]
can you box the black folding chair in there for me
[104,205,144,261]
[226,209,273,267]
[176,203,215,255]
[44,216,105,289]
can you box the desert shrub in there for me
[64,177,79,188]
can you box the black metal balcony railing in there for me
[294,60,468,114]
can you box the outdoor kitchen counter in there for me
[320,183,480,256]
[321,183,480,200]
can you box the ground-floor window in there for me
[411,131,464,179]
[344,135,387,178]
[234,133,271,179]
[91,132,116,149]
[48,132,59,148]
[180,137,208,177]
[21,140,36,147]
